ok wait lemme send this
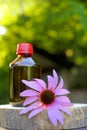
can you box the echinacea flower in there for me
[19,69,72,126]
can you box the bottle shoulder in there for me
[9,56,38,67]
[9,56,21,67]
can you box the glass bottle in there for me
[9,43,41,106]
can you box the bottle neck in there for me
[18,53,32,58]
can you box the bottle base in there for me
[10,102,23,107]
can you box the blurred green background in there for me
[0,0,87,104]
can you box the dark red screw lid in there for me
[16,43,34,55]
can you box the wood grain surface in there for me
[0,104,87,130]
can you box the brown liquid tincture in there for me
[9,43,41,106]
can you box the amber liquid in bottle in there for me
[9,43,41,106]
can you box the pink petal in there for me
[28,108,44,118]
[58,102,72,107]
[23,96,38,106]
[34,78,46,89]
[47,75,58,90]
[22,80,42,92]
[55,109,64,125]
[47,107,57,126]
[57,105,72,115]
[20,89,39,97]
[19,101,39,114]
[55,96,72,107]
[54,77,64,92]
[56,96,71,103]
[47,75,54,89]
[58,77,64,89]
[55,89,70,95]
[52,69,58,89]
[47,102,64,124]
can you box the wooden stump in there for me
[0,104,87,130]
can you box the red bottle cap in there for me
[16,43,34,55]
